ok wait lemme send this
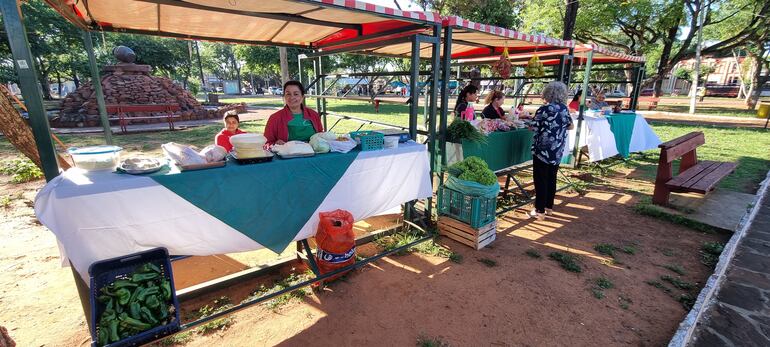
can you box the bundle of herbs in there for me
[446,118,486,144]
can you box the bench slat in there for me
[666,160,719,190]
[686,162,737,194]
[678,161,722,191]
[660,133,705,163]
[659,131,702,149]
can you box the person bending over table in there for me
[589,90,610,110]
[454,84,479,121]
[529,81,574,221]
[481,90,506,119]
[214,110,246,152]
[264,81,323,145]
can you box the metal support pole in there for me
[630,65,641,110]
[562,49,574,86]
[316,56,326,129]
[571,50,593,168]
[408,36,420,141]
[82,30,113,144]
[426,24,441,222]
[0,0,59,181]
[440,26,452,170]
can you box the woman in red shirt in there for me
[264,81,323,145]
[214,111,246,152]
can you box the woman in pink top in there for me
[214,111,246,152]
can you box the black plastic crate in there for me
[88,248,180,347]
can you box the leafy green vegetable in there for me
[447,156,497,186]
[446,119,486,144]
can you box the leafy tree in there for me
[417,0,522,28]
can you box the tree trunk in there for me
[0,85,70,170]
[279,47,290,84]
[71,63,80,89]
[35,58,53,100]
[56,73,62,99]
[733,50,746,99]
[745,53,760,109]
[233,56,242,94]
[653,13,682,97]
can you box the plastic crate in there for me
[349,131,384,151]
[88,248,180,347]
[438,185,496,229]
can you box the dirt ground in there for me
[0,169,730,346]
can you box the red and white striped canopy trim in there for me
[579,43,646,63]
[442,16,574,48]
[312,0,441,23]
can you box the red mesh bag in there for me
[315,209,356,283]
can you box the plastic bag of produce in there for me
[309,133,331,153]
[315,209,355,283]
[328,135,357,153]
[161,142,206,166]
[445,156,499,198]
[199,145,228,162]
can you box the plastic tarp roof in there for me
[44,0,439,51]
[456,43,645,66]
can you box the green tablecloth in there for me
[606,113,637,158]
[150,151,358,252]
[461,129,533,172]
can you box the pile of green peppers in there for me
[96,262,174,346]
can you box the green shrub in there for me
[0,158,43,183]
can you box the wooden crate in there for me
[438,216,496,250]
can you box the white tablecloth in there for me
[35,142,433,282]
[563,114,660,162]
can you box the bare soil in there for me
[0,170,729,346]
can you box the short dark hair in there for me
[223,110,240,123]
[283,80,305,95]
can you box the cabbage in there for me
[309,133,330,153]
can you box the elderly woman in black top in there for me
[481,90,506,119]
[529,81,574,220]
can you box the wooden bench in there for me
[652,131,736,206]
[106,104,181,134]
[638,97,660,111]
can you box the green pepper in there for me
[145,294,160,310]
[132,272,159,282]
[160,280,172,301]
[113,279,139,289]
[97,295,112,303]
[140,306,159,325]
[98,327,109,346]
[157,305,169,320]
[129,302,142,321]
[100,286,116,296]
[136,286,159,302]
[118,312,152,331]
[135,263,161,274]
[115,288,131,306]
[99,309,116,325]
[108,319,120,343]
[129,287,144,305]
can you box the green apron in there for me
[287,113,316,142]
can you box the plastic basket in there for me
[88,248,180,347]
[349,131,384,151]
[438,185,496,228]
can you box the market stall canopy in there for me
[443,16,574,60]
[456,42,645,66]
[43,0,440,50]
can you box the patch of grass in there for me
[243,271,311,311]
[196,317,234,335]
[618,295,632,310]
[633,199,723,234]
[596,277,614,289]
[568,179,592,195]
[661,248,675,257]
[663,264,687,276]
[661,275,695,290]
[645,280,672,293]
[701,242,725,267]
[0,158,43,183]
[416,335,450,347]
[622,245,637,255]
[157,331,194,346]
[478,258,498,267]
[678,293,696,310]
[591,288,605,299]
[525,249,542,259]
[594,243,617,257]
[548,251,582,273]
[448,252,464,264]
[0,195,11,209]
